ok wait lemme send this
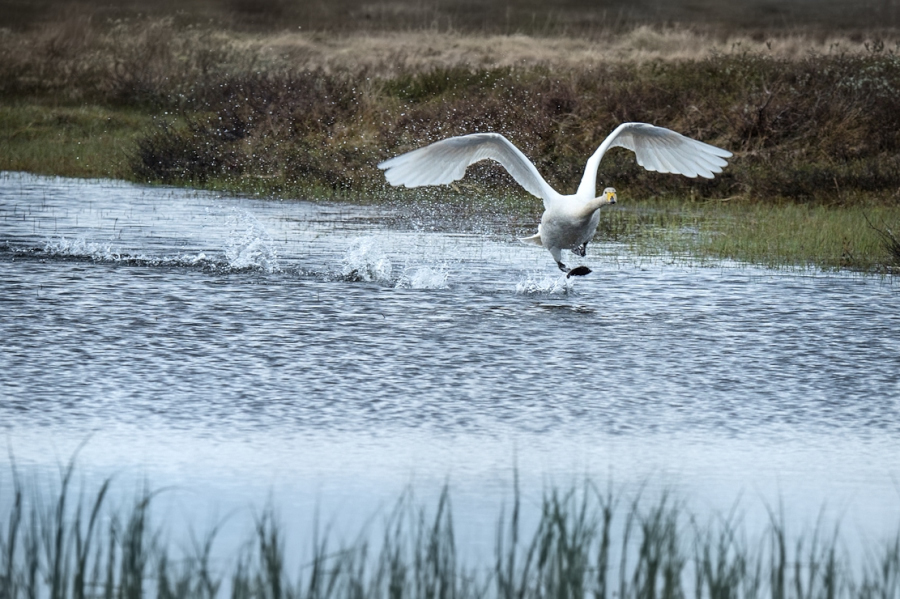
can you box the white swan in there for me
[378,122,732,276]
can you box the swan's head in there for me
[600,187,617,205]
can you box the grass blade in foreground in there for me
[1,469,898,599]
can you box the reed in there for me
[2,467,900,599]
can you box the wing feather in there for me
[378,133,560,206]
[658,140,696,177]
[576,122,733,198]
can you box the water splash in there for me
[515,272,574,295]
[396,265,450,289]
[43,237,119,261]
[41,236,228,270]
[224,209,280,273]
[39,207,280,274]
[341,238,393,283]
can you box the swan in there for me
[378,122,732,276]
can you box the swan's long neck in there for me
[576,139,613,199]
[576,196,612,219]
[575,188,617,219]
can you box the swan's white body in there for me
[378,122,732,274]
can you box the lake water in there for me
[1,171,899,558]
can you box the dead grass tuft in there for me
[865,214,900,268]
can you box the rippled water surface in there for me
[1,171,899,548]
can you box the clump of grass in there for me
[864,214,900,270]
[3,464,900,599]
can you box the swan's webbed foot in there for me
[566,265,592,278]
[574,243,587,257]
[557,259,591,277]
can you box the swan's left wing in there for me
[577,122,732,198]
[378,133,560,205]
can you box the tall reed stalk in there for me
[1,467,898,599]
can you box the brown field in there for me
[158,28,900,73]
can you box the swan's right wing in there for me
[378,133,559,206]
[576,122,732,198]
[610,123,732,178]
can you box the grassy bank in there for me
[3,18,900,271]
[2,466,900,599]
[601,199,900,271]
[0,103,153,179]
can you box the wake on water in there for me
[224,208,280,273]
[515,272,576,295]
[17,204,579,294]
[341,237,393,282]
[32,208,280,273]
[396,265,450,290]
[336,237,578,294]
[41,236,225,270]
[340,237,450,290]
[35,232,580,295]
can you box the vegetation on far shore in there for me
[3,463,900,599]
[2,14,900,271]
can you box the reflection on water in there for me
[1,171,899,550]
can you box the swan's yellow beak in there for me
[606,190,617,204]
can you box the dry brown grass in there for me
[10,19,900,80]
[6,16,900,96]
[242,28,900,74]
[6,5,900,83]
[4,0,900,34]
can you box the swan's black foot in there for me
[557,261,569,273]
[566,265,592,278]
[574,243,587,257]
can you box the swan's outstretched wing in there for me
[576,122,732,198]
[378,133,560,206]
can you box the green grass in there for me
[696,202,900,271]
[2,464,900,599]
[600,198,900,271]
[0,103,154,180]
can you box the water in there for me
[1,171,899,556]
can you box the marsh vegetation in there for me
[3,464,900,599]
[2,2,900,270]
